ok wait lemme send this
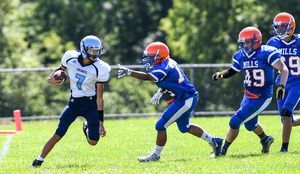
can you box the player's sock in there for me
[282,142,289,150]
[222,140,231,150]
[153,145,164,157]
[201,131,213,143]
[258,132,267,142]
[37,156,44,161]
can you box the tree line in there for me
[0,0,300,117]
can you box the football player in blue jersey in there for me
[212,27,288,156]
[118,42,223,162]
[31,35,111,168]
[267,12,300,153]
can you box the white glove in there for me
[150,90,164,105]
[118,64,132,79]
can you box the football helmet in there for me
[237,27,262,55]
[272,12,296,39]
[80,35,103,62]
[140,42,170,71]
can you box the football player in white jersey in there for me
[31,35,111,168]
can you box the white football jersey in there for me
[61,50,111,98]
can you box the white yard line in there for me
[0,135,13,163]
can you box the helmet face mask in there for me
[238,27,262,56]
[80,35,103,62]
[140,42,170,71]
[272,12,296,39]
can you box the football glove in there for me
[150,89,164,105]
[118,64,132,79]
[276,84,285,100]
[212,72,223,81]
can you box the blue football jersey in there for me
[149,58,198,100]
[231,45,281,98]
[267,34,300,85]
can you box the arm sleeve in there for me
[221,67,238,78]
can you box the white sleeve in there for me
[97,62,111,83]
[61,51,73,67]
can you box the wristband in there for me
[98,110,104,122]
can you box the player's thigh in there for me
[156,98,196,131]
[176,97,198,133]
[282,84,300,112]
[55,103,79,137]
[230,98,271,129]
[83,107,99,141]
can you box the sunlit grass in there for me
[0,116,300,173]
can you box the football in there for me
[54,70,68,83]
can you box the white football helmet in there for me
[80,35,103,61]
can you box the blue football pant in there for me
[229,95,272,131]
[156,96,198,133]
[278,82,300,122]
[55,96,100,141]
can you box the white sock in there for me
[201,131,213,144]
[153,145,164,157]
[37,156,44,161]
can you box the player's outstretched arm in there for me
[212,68,237,81]
[273,59,288,100]
[118,64,156,81]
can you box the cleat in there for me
[209,137,223,158]
[260,136,275,154]
[219,149,227,156]
[31,159,44,168]
[138,153,160,162]
[280,148,288,153]
[83,121,90,144]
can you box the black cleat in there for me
[261,136,275,154]
[31,159,44,168]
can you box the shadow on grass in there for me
[228,153,262,158]
[54,163,90,169]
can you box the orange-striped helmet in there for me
[140,42,170,71]
[237,27,262,55]
[272,12,296,39]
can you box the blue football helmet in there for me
[80,35,103,62]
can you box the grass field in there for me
[0,115,300,174]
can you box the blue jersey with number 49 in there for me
[267,34,300,86]
[231,45,281,98]
[149,58,198,100]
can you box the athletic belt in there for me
[244,89,260,99]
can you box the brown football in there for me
[54,70,68,83]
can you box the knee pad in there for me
[282,108,292,117]
[229,115,241,129]
[155,119,167,131]
[177,123,191,133]
[244,123,257,131]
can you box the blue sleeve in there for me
[149,69,167,82]
[266,46,281,65]
[231,54,242,72]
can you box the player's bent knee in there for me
[282,108,292,117]
[89,140,98,146]
[177,125,189,133]
[244,124,256,131]
[229,117,241,129]
[155,120,167,131]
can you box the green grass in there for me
[0,116,300,173]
